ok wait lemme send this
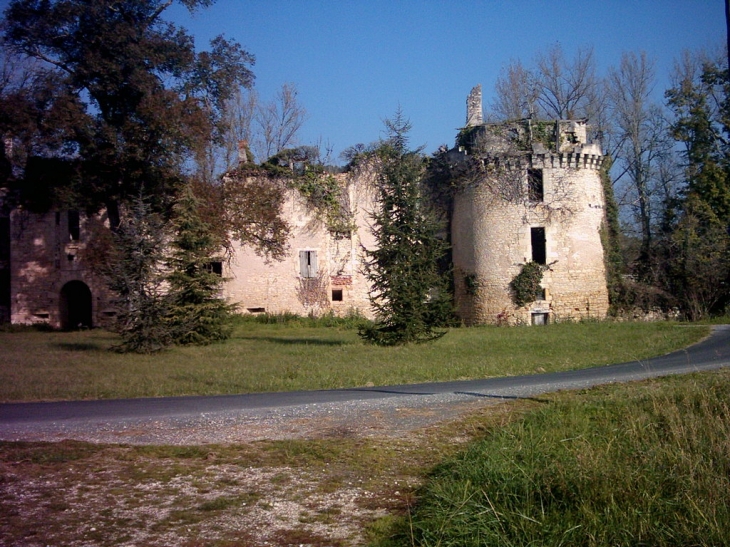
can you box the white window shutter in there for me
[310,251,318,277]
[299,251,308,277]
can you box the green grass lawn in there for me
[370,368,730,547]
[0,319,711,402]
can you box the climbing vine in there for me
[464,273,481,296]
[509,261,546,307]
[291,172,355,237]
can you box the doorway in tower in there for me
[60,280,93,330]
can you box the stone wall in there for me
[222,170,378,319]
[9,208,116,328]
[452,119,610,325]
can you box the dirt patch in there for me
[0,398,516,546]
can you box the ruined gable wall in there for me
[222,169,377,318]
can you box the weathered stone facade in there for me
[452,86,609,325]
[222,169,378,318]
[2,87,610,328]
[7,208,116,328]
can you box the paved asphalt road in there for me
[1,325,728,444]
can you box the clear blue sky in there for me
[167,0,724,162]
[9,0,724,163]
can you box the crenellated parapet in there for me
[451,88,610,326]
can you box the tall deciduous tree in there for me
[608,51,672,276]
[491,60,537,120]
[255,83,307,162]
[2,0,254,215]
[359,111,451,346]
[534,44,599,120]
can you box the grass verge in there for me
[0,320,711,402]
[2,370,728,546]
[370,368,730,547]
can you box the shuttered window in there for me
[299,250,318,278]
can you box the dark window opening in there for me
[531,227,546,265]
[528,169,544,202]
[532,312,549,326]
[299,250,318,278]
[246,307,266,313]
[68,210,80,241]
[208,261,223,276]
[332,289,343,301]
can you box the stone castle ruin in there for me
[451,85,609,324]
[0,86,609,328]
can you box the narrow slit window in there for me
[531,227,546,265]
[68,211,80,241]
[528,168,544,202]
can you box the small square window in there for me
[332,289,343,301]
[532,312,549,326]
[208,261,223,276]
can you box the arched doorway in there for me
[60,281,92,330]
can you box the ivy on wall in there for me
[509,261,546,307]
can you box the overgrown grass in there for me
[0,320,711,402]
[371,368,730,547]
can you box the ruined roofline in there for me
[455,117,603,166]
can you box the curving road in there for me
[1,325,728,445]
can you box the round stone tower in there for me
[451,91,609,325]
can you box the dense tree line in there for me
[487,44,730,319]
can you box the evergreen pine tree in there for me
[99,196,171,353]
[166,184,235,345]
[359,111,452,345]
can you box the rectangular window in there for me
[532,312,549,326]
[208,261,223,276]
[299,250,318,278]
[68,210,80,241]
[531,227,546,264]
[528,168,544,202]
[331,289,343,301]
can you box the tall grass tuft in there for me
[233,309,370,329]
[374,369,730,547]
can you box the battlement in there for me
[457,118,603,166]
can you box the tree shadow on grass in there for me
[52,342,106,352]
[236,336,349,346]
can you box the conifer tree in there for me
[165,184,235,345]
[359,111,451,346]
[98,196,171,353]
